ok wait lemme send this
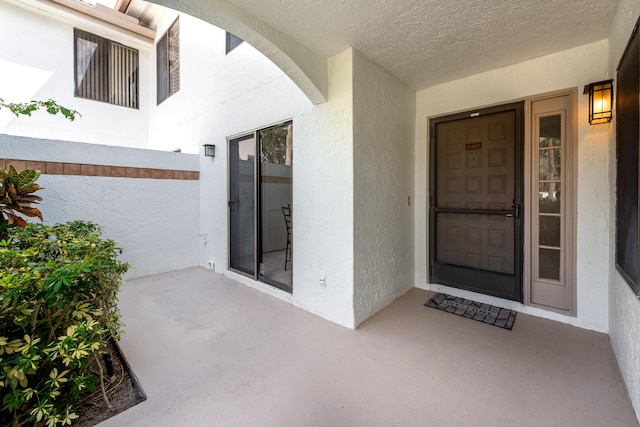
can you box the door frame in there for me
[523,88,578,315]
[428,101,525,302]
[227,131,258,280]
[227,121,294,293]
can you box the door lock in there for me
[512,200,520,219]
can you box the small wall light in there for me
[203,144,216,157]
[583,79,614,125]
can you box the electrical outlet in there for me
[320,274,326,287]
[207,260,214,271]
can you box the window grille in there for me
[75,29,139,109]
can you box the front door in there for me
[429,102,524,301]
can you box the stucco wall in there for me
[150,0,327,104]
[150,13,357,327]
[291,49,355,327]
[148,13,304,154]
[608,0,640,420]
[352,49,415,326]
[415,40,612,332]
[0,1,151,148]
[0,135,200,279]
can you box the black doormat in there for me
[424,293,517,330]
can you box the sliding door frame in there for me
[227,120,294,293]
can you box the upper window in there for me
[157,18,180,105]
[74,29,139,109]
[226,32,244,54]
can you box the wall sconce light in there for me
[203,144,216,157]
[583,79,614,125]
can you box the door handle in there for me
[511,201,520,219]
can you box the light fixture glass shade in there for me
[203,144,216,157]
[584,80,614,125]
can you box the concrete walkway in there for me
[99,267,638,426]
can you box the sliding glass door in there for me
[228,122,293,292]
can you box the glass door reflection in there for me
[258,123,293,292]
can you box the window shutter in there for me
[169,19,180,96]
[157,33,169,103]
[110,42,139,109]
[74,29,139,109]
[75,30,109,103]
[157,18,179,105]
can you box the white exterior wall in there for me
[291,50,354,327]
[0,1,151,148]
[608,0,640,419]
[0,136,200,279]
[151,0,327,104]
[149,12,357,328]
[415,40,612,332]
[352,50,415,326]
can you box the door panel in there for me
[430,103,523,301]
[258,123,293,292]
[229,134,256,276]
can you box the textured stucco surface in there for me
[352,49,415,327]
[415,40,612,332]
[148,11,357,327]
[0,1,152,148]
[0,136,200,279]
[608,0,640,420]
[205,0,619,92]
[290,49,355,327]
[149,0,327,104]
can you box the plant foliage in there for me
[0,166,44,237]
[0,221,129,426]
[0,99,80,122]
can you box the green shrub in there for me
[0,98,79,122]
[0,221,129,426]
[0,167,44,240]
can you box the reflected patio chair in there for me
[282,204,292,270]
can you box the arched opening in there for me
[150,0,328,104]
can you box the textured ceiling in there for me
[217,0,620,91]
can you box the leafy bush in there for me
[0,167,44,240]
[0,99,79,122]
[0,221,129,426]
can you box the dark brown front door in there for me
[429,102,523,301]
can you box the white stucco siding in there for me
[0,1,151,148]
[150,13,356,327]
[213,49,355,328]
[415,40,611,332]
[352,49,415,327]
[288,49,355,328]
[1,136,200,279]
[608,0,640,420]
[149,0,327,104]
[148,13,305,154]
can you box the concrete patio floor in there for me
[99,267,639,426]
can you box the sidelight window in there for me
[529,93,576,314]
[537,115,563,281]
